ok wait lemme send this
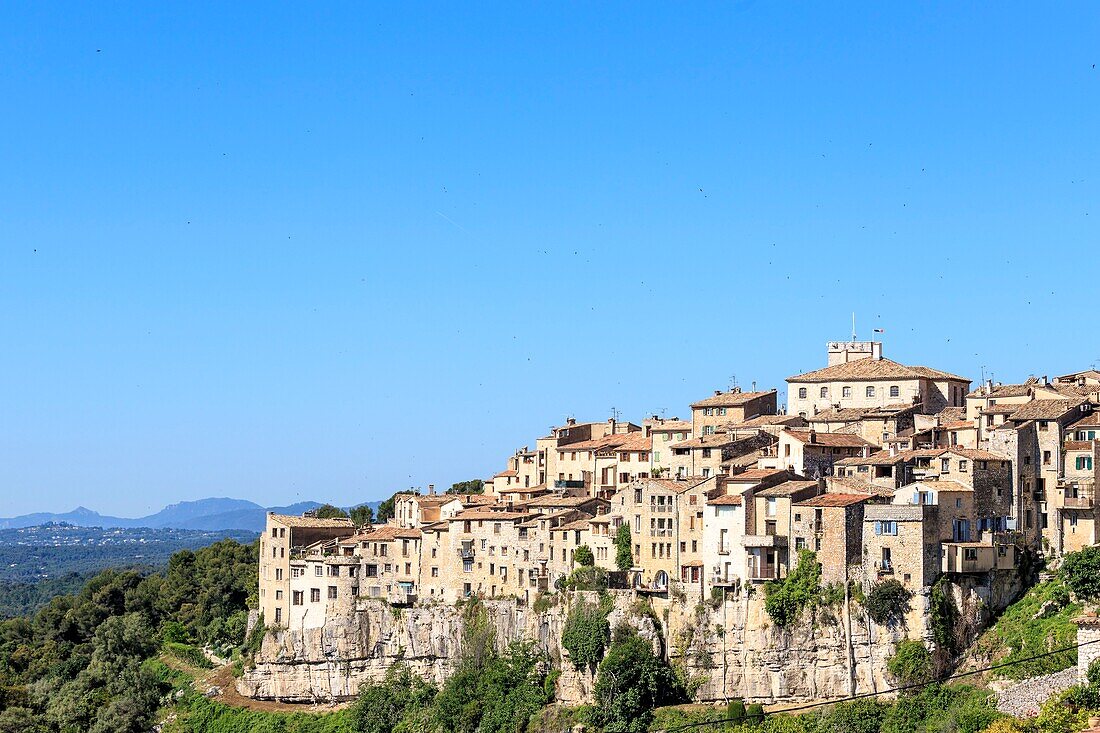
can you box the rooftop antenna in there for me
[610,406,621,421]
[851,312,857,342]
[729,374,738,391]
[659,407,667,419]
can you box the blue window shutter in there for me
[874,521,881,535]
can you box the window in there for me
[634,488,643,504]
[959,460,968,472]
[315,565,323,577]
[866,386,875,398]
[291,567,303,578]
[798,388,807,399]
[1043,451,1051,465]
[820,387,828,398]
[874,521,898,536]
[880,547,892,570]
[328,565,339,577]
[1039,421,1049,431]
[889,385,900,398]
[842,386,852,398]
[275,568,283,580]
[941,458,950,472]
[328,586,338,599]
[292,591,303,605]
[795,537,806,550]
[431,567,439,577]
[274,608,281,624]
[964,548,978,562]
[275,590,282,600]
[1078,456,1095,470]
[310,588,321,603]
[718,407,727,416]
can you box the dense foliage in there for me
[1061,545,1100,600]
[864,580,912,626]
[314,504,350,519]
[376,494,399,523]
[561,598,611,669]
[447,480,485,495]
[592,626,686,733]
[763,550,828,626]
[350,664,436,733]
[349,505,374,526]
[614,524,633,571]
[573,545,595,567]
[0,539,258,732]
[886,640,934,688]
[0,573,93,619]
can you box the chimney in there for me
[862,445,871,458]
[889,444,897,457]
[428,484,435,495]
[733,386,742,394]
[808,429,817,444]
[567,417,576,426]
[752,381,757,392]
[715,389,722,396]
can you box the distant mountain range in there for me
[0,498,347,532]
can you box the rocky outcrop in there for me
[240,577,1017,706]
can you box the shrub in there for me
[351,664,436,733]
[592,628,686,733]
[563,566,608,591]
[561,600,611,669]
[1062,546,1100,600]
[745,702,765,726]
[163,642,213,670]
[764,550,823,626]
[886,639,933,688]
[573,545,594,567]
[726,698,746,725]
[864,579,911,626]
[817,698,889,733]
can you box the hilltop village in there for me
[257,339,1100,638]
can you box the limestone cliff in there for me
[239,577,1019,705]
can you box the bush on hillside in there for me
[864,579,911,626]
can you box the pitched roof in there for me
[670,434,742,449]
[268,513,355,529]
[966,383,1034,399]
[644,476,715,494]
[349,525,422,541]
[1008,399,1084,421]
[784,429,872,448]
[936,407,967,422]
[690,389,775,409]
[524,495,601,508]
[450,510,528,521]
[795,493,871,508]
[726,414,807,429]
[493,469,518,478]
[1069,412,1100,429]
[645,419,692,432]
[755,480,819,498]
[706,494,743,506]
[788,357,969,384]
[726,468,790,482]
[551,518,594,532]
[560,432,651,452]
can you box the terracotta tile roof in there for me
[1066,441,1095,451]
[1070,412,1100,428]
[936,407,967,422]
[644,476,715,494]
[826,476,897,497]
[496,485,549,495]
[268,513,355,529]
[807,407,878,422]
[835,451,906,466]
[726,414,807,429]
[727,468,790,482]
[421,521,449,533]
[795,493,871,508]
[349,525,422,541]
[560,432,651,452]
[788,357,969,384]
[966,383,1033,399]
[755,480,819,498]
[706,494,743,506]
[551,518,594,532]
[721,452,764,469]
[981,404,1020,415]
[670,434,741,449]
[948,447,1010,461]
[1008,399,1084,421]
[646,420,692,432]
[784,429,873,448]
[493,469,518,478]
[524,495,601,508]
[450,510,528,521]
[936,420,974,430]
[690,389,776,409]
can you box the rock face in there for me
[240,577,1017,705]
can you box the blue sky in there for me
[2,3,1099,516]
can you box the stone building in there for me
[259,513,355,627]
[790,492,872,584]
[776,428,874,477]
[690,388,777,437]
[787,342,970,418]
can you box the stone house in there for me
[690,388,777,437]
[643,417,691,477]
[777,428,874,477]
[786,342,970,418]
[259,513,355,628]
[347,525,423,604]
[790,493,872,585]
[743,479,819,582]
[862,503,940,591]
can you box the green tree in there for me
[573,545,595,567]
[314,504,350,519]
[349,505,375,526]
[614,524,633,571]
[592,627,686,733]
[864,579,912,626]
[763,550,822,626]
[1062,546,1100,600]
[376,493,400,523]
[887,639,934,688]
[561,600,610,668]
[352,663,436,733]
[447,480,485,495]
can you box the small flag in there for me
[873,328,885,334]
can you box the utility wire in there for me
[659,636,1100,732]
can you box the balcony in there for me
[711,573,739,587]
[1063,495,1094,509]
[651,504,674,513]
[457,547,475,560]
[747,566,780,581]
[742,534,787,548]
[650,528,673,537]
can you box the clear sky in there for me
[2,3,1099,517]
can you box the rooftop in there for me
[268,513,356,529]
[795,493,871,508]
[690,389,776,409]
[788,357,969,384]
